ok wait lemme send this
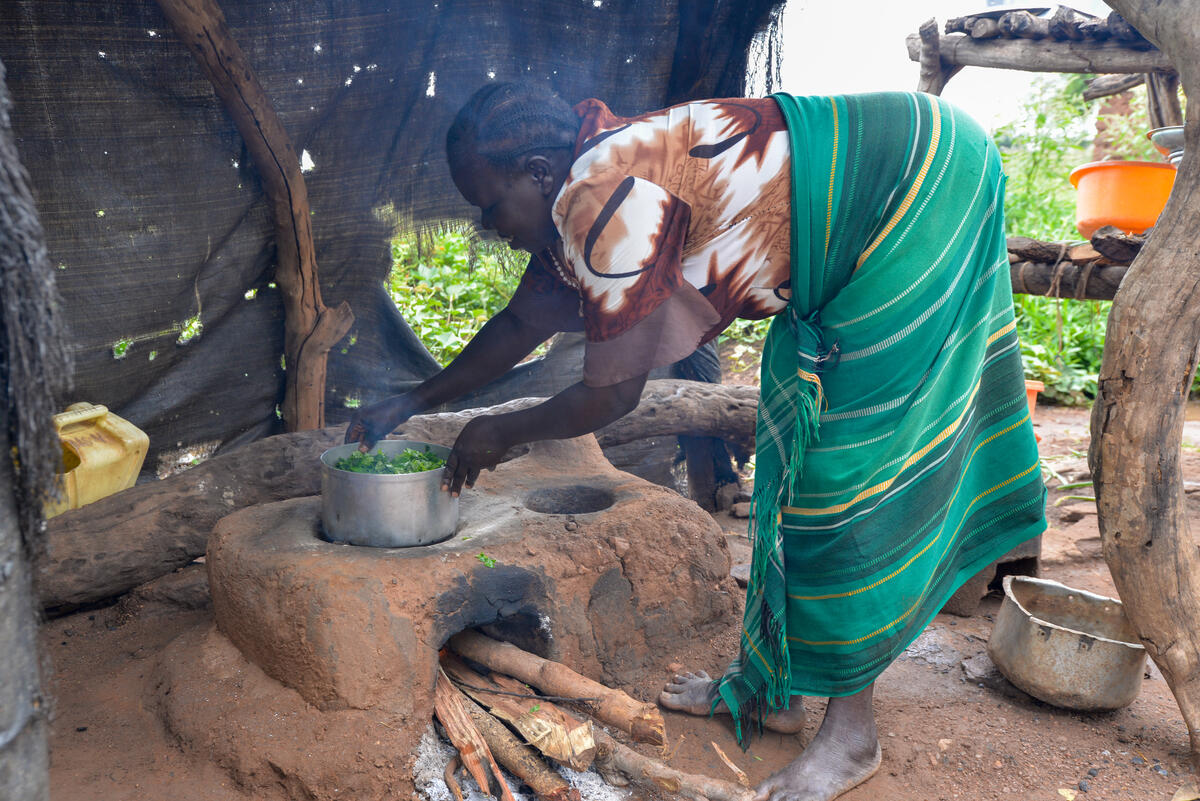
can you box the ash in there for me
[414,727,629,801]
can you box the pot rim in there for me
[1001,575,1145,651]
[1069,159,1177,185]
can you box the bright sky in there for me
[777,0,1114,132]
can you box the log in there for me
[35,427,343,611]
[943,16,974,35]
[461,693,581,801]
[448,630,666,746]
[1106,11,1149,46]
[905,33,1171,73]
[597,380,757,457]
[154,0,352,432]
[1010,260,1127,300]
[591,727,753,801]
[969,18,1001,41]
[442,653,597,771]
[1007,236,1073,265]
[1092,0,1200,771]
[1090,225,1146,263]
[433,668,518,801]
[35,379,757,610]
[1077,18,1112,41]
[1083,73,1145,101]
[1048,6,1094,41]
[998,11,1051,40]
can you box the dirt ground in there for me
[43,402,1200,801]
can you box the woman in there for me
[347,82,1045,801]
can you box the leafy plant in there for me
[994,75,1172,404]
[333,447,446,474]
[388,229,525,364]
[476,552,497,568]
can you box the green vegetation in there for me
[476,552,497,568]
[995,75,1170,405]
[177,313,203,345]
[388,230,524,364]
[333,447,446,474]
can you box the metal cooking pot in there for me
[987,575,1146,711]
[320,440,458,547]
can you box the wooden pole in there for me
[153,0,353,432]
[1146,71,1184,129]
[1008,261,1126,301]
[1090,0,1200,772]
[905,33,1172,74]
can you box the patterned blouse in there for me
[505,97,793,386]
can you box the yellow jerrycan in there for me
[46,402,149,519]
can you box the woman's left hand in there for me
[443,416,514,496]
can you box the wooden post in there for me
[916,18,961,95]
[1090,0,1200,772]
[153,0,353,432]
[1146,71,1184,129]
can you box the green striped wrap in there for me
[717,92,1046,744]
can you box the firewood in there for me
[969,18,1001,40]
[1107,11,1149,46]
[998,10,1051,40]
[591,727,754,801]
[1049,6,1094,41]
[1077,18,1111,41]
[433,668,518,801]
[1090,225,1146,263]
[944,16,976,35]
[442,652,597,770]
[461,693,581,801]
[449,630,667,746]
[444,753,465,801]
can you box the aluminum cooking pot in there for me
[320,440,458,547]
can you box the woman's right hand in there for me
[344,394,422,451]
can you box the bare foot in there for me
[754,684,881,801]
[658,670,807,734]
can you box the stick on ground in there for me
[592,728,754,801]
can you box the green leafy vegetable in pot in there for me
[334,448,446,474]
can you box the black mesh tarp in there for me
[0,0,779,473]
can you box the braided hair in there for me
[446,82,580,173]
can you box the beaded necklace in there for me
[544,243,579,290]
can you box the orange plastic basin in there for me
[1069,160,1176,238]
